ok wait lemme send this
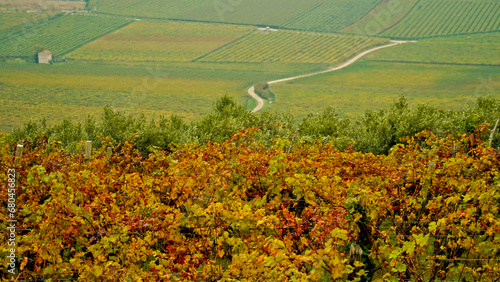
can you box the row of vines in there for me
[93,0,211,19]
[382,0,500,38]
[0,127,499,281]
[0,14,132,57]
[95,0,383,33]
[66,21,253,63]
[282,0,382,33]
[200,31,389,64]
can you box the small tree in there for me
[32,44,46,62]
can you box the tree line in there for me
[6,95,500,155]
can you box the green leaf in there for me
[413,233,429,247]
[330,228,348,241]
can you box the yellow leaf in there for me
[20,257,28,271]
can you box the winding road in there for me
[248,40,414,113]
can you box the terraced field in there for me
[93,0,383,33]
[67,20,253,63]
[199,31,389,64]
[381,0,500,38]
[0,14,132,57]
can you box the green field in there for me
[366,32,500,65]
[1,1,499,133]
[0,60,320,132]
[267,61,500,119]
[0,12,59,47]
[67,20,253,62]
[381,0,500,38]
[341,0,419,35]
[93,0,383,33]
[199,30,389,64]
[0,12,52,35]
[0,13,132,58]
[282,0,382,33]
[88,0,208,18]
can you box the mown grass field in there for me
[92,0,383,33]
[366,32,500,65]
[381,0,500,38]
[0,13,132,57]
[199,30,389,64]
[67,20,254,63]
[267,61,500,119]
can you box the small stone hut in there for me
[37,50,52,64]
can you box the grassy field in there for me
[0,60,320,132]
[67,20,254,63]
[381,0,500,38]
[0,13,132,58]
[266,61,500,119]
[366,32,500,65]
[199,30,389,64]
[93,0,383,33]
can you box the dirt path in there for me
[248,40,414,113]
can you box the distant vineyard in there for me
[282,0,382,33]
[0,14,132,57]
[199,31,389,64]
[367,33,500,65]
[0,13,59,44]
[94,0,383,33]
[381,0,500,38]
[91,0,210,19]
[67,21,253,62]
[178,0,317,28]
[341,0,419,35]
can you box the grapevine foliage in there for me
[0,127,499,281]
